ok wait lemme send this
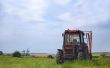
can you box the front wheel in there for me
[56,50,64,64]
[78,51,84,60]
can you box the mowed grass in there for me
[0,55,110,68]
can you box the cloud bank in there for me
[0,0,110,53]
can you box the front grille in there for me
[64,49,73,54]
[64,54,74,59]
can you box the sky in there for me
[0,0,110,53]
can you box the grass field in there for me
[0,55,110,68]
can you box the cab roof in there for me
[65,29,84,34]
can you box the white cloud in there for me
[2,0,49,21]
[53,0,72,6]
[58,12,71,21]
[58,0,110,27]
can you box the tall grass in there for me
[0,55,110,68]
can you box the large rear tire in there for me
[56,50,64,64]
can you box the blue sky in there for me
[0,0,110,53]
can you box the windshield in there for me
[64,33,80,45]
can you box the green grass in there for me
[0,55,110,68]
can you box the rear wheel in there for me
[56,50,64,64]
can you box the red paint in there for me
[65,29,79,33]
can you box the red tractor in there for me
[56,29,92,64]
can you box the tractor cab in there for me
[63,30,84,46]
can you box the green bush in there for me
[0,51,3,55]
[12,51,21,57]
[48,55,54,59]
[6,54,12,56]
[100,53,106,58]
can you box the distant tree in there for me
[26,49,30,56]
[12,51,21,57]
[22,50,25,56]
[0,51,3,55]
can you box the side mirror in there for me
[62,33,64,36]
[86,33,88,38]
